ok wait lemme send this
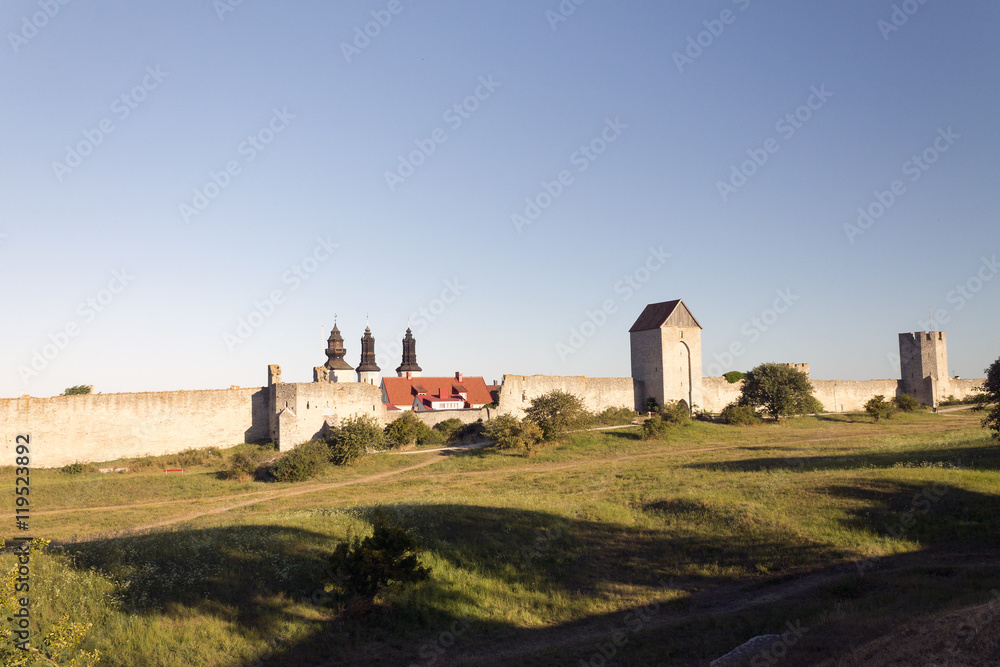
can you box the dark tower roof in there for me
[356,326,381,372]
[324,323,354,371]
[395,327,422,374]
[628,299,702,332]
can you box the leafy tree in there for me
[60,385,91,396]
[719,403,762,426]
[325,510,429,611]
[524,390,589,440]
[328,414,385,465]
[980,358,1000,441]
[484,414,543,452]
[723,371,746,384]
[738,363,818,422]
[865,395,896,422]
[645,396,659,412]
[892,393,921,412]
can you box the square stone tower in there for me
[630,299,703,412]
[899,331,949,406]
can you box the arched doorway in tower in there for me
[677,341,693,409]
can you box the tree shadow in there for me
[684,441,1000,474]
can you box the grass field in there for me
[3,410,1000,665]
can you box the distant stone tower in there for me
[323,322,354,382]
[629,299,703,412]
[356,326,381,386]
[395,328,422,378]
[899,331,950,406]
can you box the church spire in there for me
[356,326,381,385]
[323,320,353,381]
[396,327,422,377]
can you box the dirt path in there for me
[52,421,973,541]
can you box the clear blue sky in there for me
[2,0,998,398]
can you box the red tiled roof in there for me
[383,375,494,409]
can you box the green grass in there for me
[3,411,999,665]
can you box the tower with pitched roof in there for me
[629,299,703,412]
[323,321,354,383]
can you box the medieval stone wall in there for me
[496,375,635,418]
[271,382,386,450]
[0,388,269,468]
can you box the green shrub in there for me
[795,394,825,415]
[595,406,636,426]
[659,400,691,425]
[641,414,670,440]
[60,462,88,474]
[892,393,921,412]
[484,414,543,452]
[384,412,424,449]
[719,403,763,426]
[224,446,273,480]
[270,439,330,482]
[865,395,896,422]
[433,418,464,443]
[326,510,430,610]
[168,447,225,468]
[452,419,486,443]
[329,414,385,466]
[416,428,444,446]
[645,396,659,412]
[723,371,746,384]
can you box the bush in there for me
[270,439,330,482]
[451,419,486,443]
[524,390,590,440]
[645,397,659,412]
[641,414,670,440]
[723,371,745,384]
[225,446,274,480]
[169,447,225,468]
[594,406,636,426]
[484,414,543,452]
[417,428,444,446]
[326,510,430,611]
[433,418,464,443]
[719,403,763,426]
[893,393,921,412]
[795,394,825,415]
[60,462,89,474]
[384,412,424,449]
[659,400,691,425]
[329,414,385,466]
[865,395,896,422]
[60,385,92,396]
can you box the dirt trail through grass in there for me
[55,421,970,542]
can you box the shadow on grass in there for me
[684,439,1000,474]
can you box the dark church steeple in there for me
[356,325,381,385]
[396,328,422,377]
